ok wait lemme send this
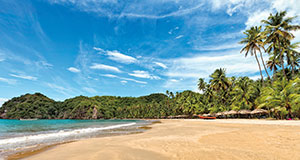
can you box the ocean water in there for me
[0,119,149,158]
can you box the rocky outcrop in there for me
[92,106,98,119]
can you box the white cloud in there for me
[154,62,167,69]
[129,70,161,80]
[165,51,260,79]
[90,63,122,72]
[245,10,270,28]
[119,3,205,19]
[292,30,300,44]
[120,77,147,84]
[0,98,9,106]
[83,87,97,93]
[68,67,80,73]
[101,74,118,78]
[0,77,17,84]
[121,80,127,84]
[175,35,184,39]
[249,75,262,80]
[100,74,147,84]
[9,74,37,81]
[94,47,137,64]
[162,50,267,91]
[106,50,137,64]
[0,58,4,62]
[46,83,73,96]
[49,0,205,19]
[195,42,243,51]
[170,79,179,82]
[243,0,300,28]
[93,47,105,52]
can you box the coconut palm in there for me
[267,55,280,79]
[258,78,300,119]
[198,78,206,92]
[209,68,230,91]
[230,77,256,110]
[262,11,300,78]
[240,26,270,83]
[285,42,300,77]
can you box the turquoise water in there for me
[0,119,148,158]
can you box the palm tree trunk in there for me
[259,50,271,80]
[273,69,277,81]
[291,64,295,77]
[254,51,264,85]
[280,54,286,78]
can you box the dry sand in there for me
[22,119,300,160]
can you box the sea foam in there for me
[0,122,136,151]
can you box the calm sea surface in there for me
[0,119,149,158]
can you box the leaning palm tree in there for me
[240,26,270,83]
[262,11,300,78]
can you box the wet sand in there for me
[21,119,300,160]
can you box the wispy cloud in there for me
[154,62,167,69]
[10,74,37,81]
[68,67,81,73]
[82,87,97,94]
[101,74,118,78]
[119,3,204,19]
[175,35,184,39]
[245,10,270,28]
[195,42,243,51]
[100,74,147,84]
[106,50,137,64]
[0,77,17,85]
[120,77,147,84]
[162,50,267,91]
[46,83,73,96]
[120,80,127,84]
[48,0,205,19]
[165,50,261,79]
[94,47,137,64]
[129,70,160,80]
[90,63,122,73]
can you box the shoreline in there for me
[11,119,300,160]
[4,120,157,160]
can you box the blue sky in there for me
[0,0,299,104]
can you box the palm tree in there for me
[198,78,206,92]
[230,77,256,110]
[267,55,280,79]
[209,68,230,91]
[209,68,231,111]
[258,78,300,119]
[262,11,300,78]
[285,42,300,77]
[240,26,270,83]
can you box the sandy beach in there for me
[19,119,300,160]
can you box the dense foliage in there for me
[0,11,299,120]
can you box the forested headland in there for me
[0,11,299,120]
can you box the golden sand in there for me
[21,119,300,160]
